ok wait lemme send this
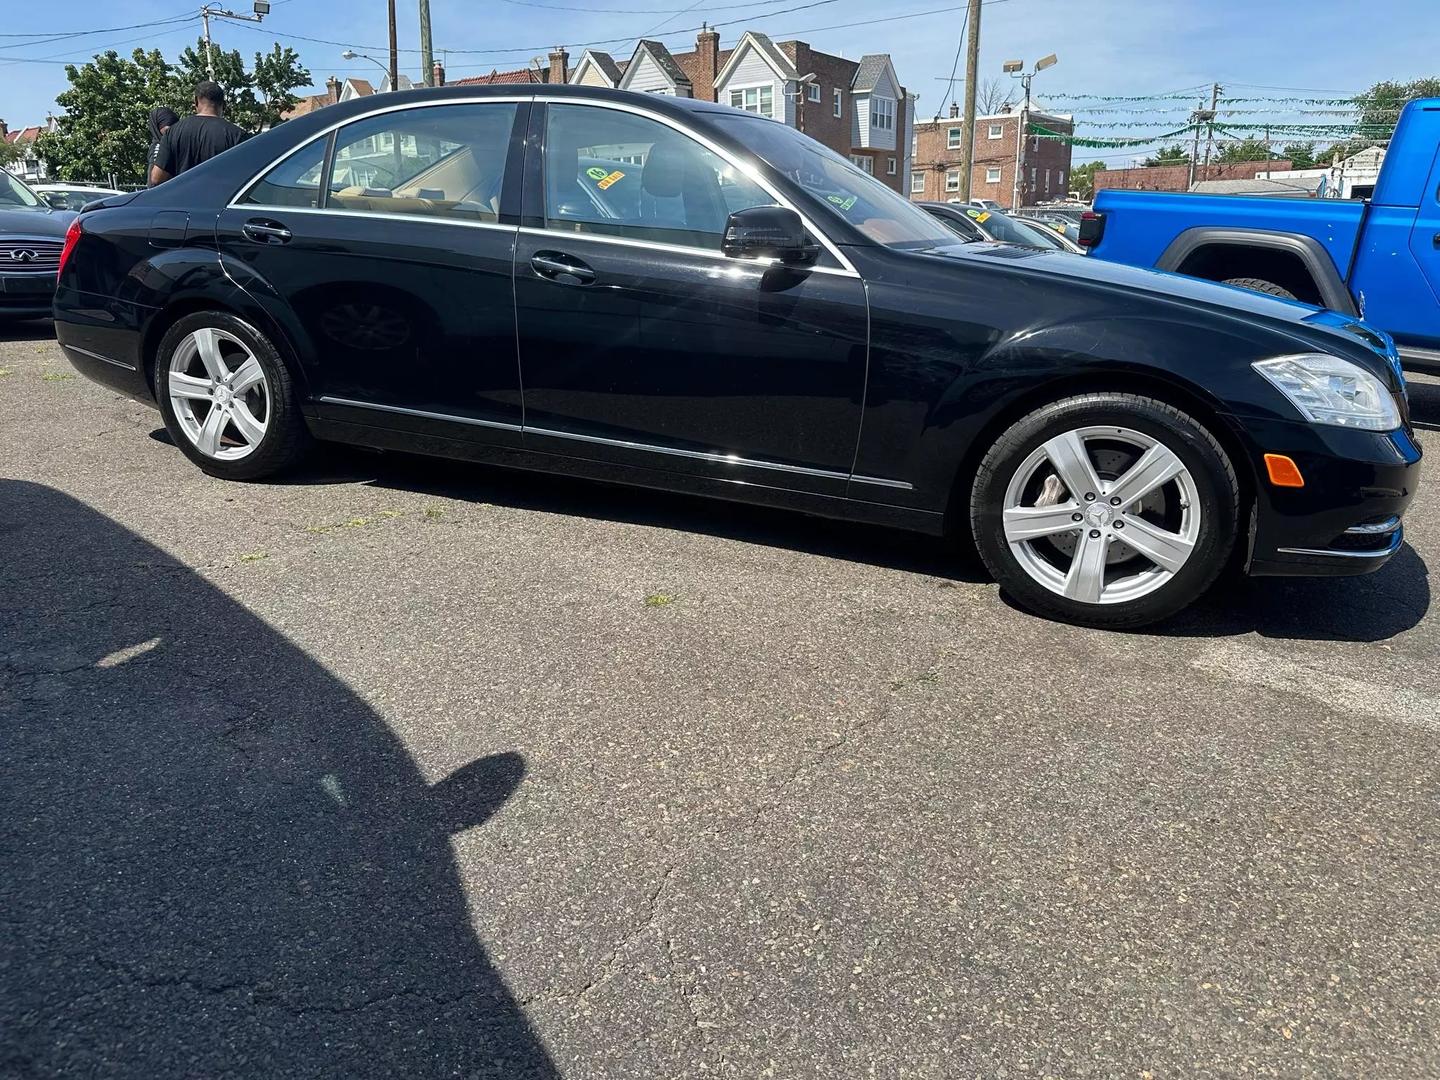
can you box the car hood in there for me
[0,205,76,238]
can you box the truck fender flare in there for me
[1156,227,1357,316]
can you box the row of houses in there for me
[1091,146,1385,200]
[1,119,54,184]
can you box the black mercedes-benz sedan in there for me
[1,169,75,321]
[52,85,1421,628]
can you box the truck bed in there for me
[1091,189,1368,281]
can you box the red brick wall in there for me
[910,113,1073,207]
[1093,159,1292,194]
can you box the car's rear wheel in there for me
[1222,276,1297,300]
[154,312,310,480]
[970,393,1239,629]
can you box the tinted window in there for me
[325,103,518,223]
[544,104,772,249]
[0,170,43,210]
[240,137,327,208]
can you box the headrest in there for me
[640,141,687,198]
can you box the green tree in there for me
[1143,144,1189,167]
[1281,142,1321,170]
[34,48,180,184]
[0,139,23,170]
[1215,138,1277,164]
[172,38,309,133]
[1353,77,1440,131]
[1069,160,1106,200]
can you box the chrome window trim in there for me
[226,91,859,277]
[316,396,912,490]
[515,225,855,277]
[229,203,518,235]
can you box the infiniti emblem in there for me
[9,249,37,263]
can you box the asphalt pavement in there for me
[3,321,1438,1078]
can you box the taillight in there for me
[57,215,83,280]
[1077,210,1104,249]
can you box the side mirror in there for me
[722,206,819,266]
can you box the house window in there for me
[871,96,894,131]
[985,166,1001,183]
[1057,170,1066,189]
[851,154,873,174]
[1030,166,1037,188]
[911,170,925,194]
[946,126,962,149]
[887,157,896,175]
[833,88,843,117]
[728,85,774,118]
[807,83,820,102]
[988,123,1003,139]
[945,168,960,192]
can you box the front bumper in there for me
[0,271,57,318]
[1234,415,1422,577]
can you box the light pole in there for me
[200,1,270,80]
[342,49,392,87]
[1003,53,1056,210]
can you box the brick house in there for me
[1092,158,1293,195]
[459,30,912,194]
[910,105,1073,208]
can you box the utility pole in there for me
[1201,81,1221,180]
[387,0,398,92]
[956,0,982,202]
[199,3,270,81]
[419,0,434,87]
[202,7,214,78]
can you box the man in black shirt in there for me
[149,81,248,186]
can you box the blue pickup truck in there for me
[1085,98,1440,374]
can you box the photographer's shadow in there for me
[0,481,557,1078]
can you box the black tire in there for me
[1222,276,1297,300]
[153,311,311,481]
[969,393,1239,630]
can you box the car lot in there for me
[3,322,1439,1076]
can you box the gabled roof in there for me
[347,78,375,96]
[281,92,334,120]
[571,49,623,86]
[714,30,798,86]
[454,67,545,86]
[850,54,896,94]
[621,39,692,90]
[4,126,43,145]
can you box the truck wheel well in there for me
[945,371,1256,539]
[1177,244,1323,305]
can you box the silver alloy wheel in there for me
[1001,425,1202,605]
[166,328,270,461]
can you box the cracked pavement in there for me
[3,323,1439,1078]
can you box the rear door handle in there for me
[530,251,595,285]
[1433,232,1440,249]
[242,220,292,244]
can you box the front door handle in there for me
[1433,231,1440,249]
[242,219,292,244]
[530,251,595,285]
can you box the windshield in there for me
[0,170,44,210]
[710,113,956,249]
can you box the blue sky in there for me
[1,0,1434,164]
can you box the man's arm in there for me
[151,127,177,186]
[149,164,172,186]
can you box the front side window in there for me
[323,102,518,222]
[544,103,772,249]
[728,85,774,119]
[0,169,43,210]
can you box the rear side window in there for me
[324,102,518,223]
[240,138,327,208]
[543,103,772,249]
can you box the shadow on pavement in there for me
[0,480,558,1078]
[0,318,56,343]
[322,446,989,583]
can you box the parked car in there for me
[922,202,1079,251]
[968,197,1005,211]
[1085,97,1440,375]
[32,184,125,212]
[0,169,75,323]
[52,86,1421,628]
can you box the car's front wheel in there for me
[154,312,310,480]
[970,393,1239,629]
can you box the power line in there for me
[0,11,197,53]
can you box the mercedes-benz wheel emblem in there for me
[9,249,38,263]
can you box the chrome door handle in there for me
[530,251,595,285]
[242,220,292,244]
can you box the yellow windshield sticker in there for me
[597,170,626,190]
[971,210,992,223]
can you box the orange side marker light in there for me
[1264,453,1305,488]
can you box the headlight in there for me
[1252,354,1401,431]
